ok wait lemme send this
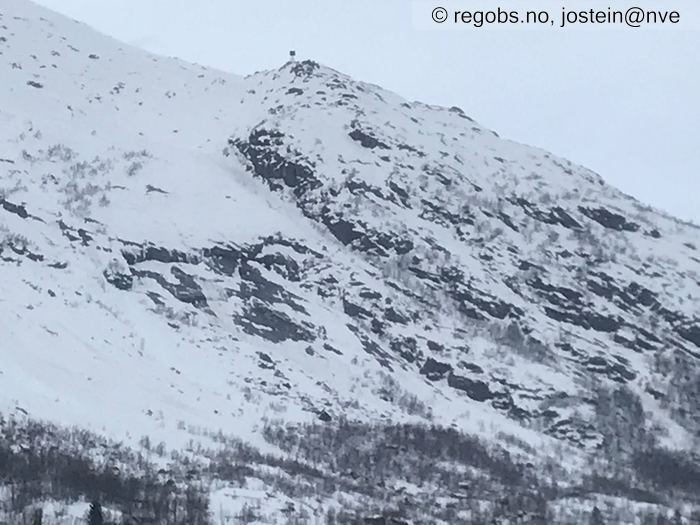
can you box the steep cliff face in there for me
[223,60,700,449]
[1,0,699,521]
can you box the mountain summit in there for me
[1,0,699,522]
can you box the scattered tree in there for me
[87,500,104,525]
[590,506,605,525]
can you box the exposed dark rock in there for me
[447,281,522,321]
[613,332,656,353]
[497,211,519,232]
[363,517,409,525]
[458,362,484,374]
[426,340,445,353]
[586,272,662,315]
[323,342,343,355]
[76,228,93,245]
[346,178,399,205]
[202,245,242,277]
[170,266,207,305]
[549,207,582,229]
[541,409,559,419]
[256,251,301,281]
[359,289,382,300]
[384,307,409,325]
[677,322,700,349]
[420,199,474,228]
[508,197,581,230]
[422,165,454,187]
[347,325,392,369]
[103,268,133,291]
[2,240,44,262]
[326,218,413,257]
[447,373,494,401]
[257,352,275,370]
[131,267,207,308]
[370,318,385,335]
[544,306,620,333]
[408,265,442,283]
[420,358,452,381]
[386,181,412,206]
[343,298,373,319]
[624,282,658,308]
[122,244,194,266]
[586,355,636,383]
[527,276,583,309]
[546,418,601,447]
[146,292,164,306]
[231,128,322,198]
[1,198,29,219]
[391,337,420,363]
[395,143,425,157]
[239,262,308,315]
[578,206,640,232]
[58,221,92,246]
[646,386,665,400]
[289,60,320,78]
[348,129,390,150]
[518,260,546,272]
[448,106,474,121]
[236,303,315,343]
[322,213,363,246]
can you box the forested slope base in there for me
[0,0,699,522]
[2,415,699,524]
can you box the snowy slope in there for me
[1,0,700,520]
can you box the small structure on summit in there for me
[289,50,296,62]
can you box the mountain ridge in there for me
[1,0,699,522]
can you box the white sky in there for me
[34,0,699,224]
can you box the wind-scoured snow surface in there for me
[1,0,700,520]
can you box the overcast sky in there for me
[35,0,700,224]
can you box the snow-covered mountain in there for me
[1,0,699,522]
